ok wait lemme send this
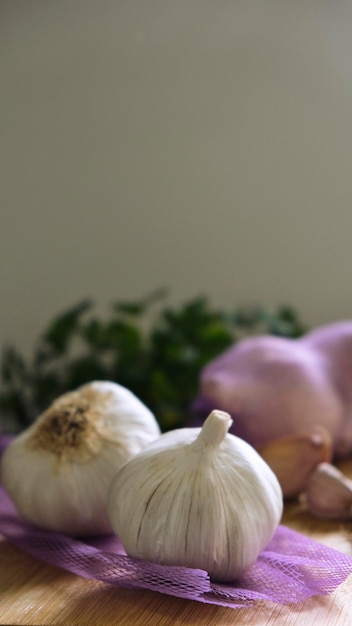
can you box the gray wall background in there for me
[1,0,352,355]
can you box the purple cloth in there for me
[1,436,352,609]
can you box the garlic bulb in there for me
[1,380,161,536]
[107,410,283,582]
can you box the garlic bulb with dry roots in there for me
[107,410,283,582]
[1,380,161,536]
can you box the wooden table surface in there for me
[2,460,352,625]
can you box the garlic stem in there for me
[193,410,233,449]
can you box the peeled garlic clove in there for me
[0,380,161,536]
[107,409,283,582]
[258,426,332,498]
[300,462,352,520]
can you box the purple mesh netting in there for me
[1,436,352,609]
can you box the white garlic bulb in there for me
[107,410,283,582]
[1,380,161,536]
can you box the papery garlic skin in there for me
[0,381,161,536]
[107,410,283,582]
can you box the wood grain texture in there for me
[2,458,352,625]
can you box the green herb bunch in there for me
[0,290,307,433]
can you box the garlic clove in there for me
[108,409,283,582]
[0,380,161,535]
[300,462,352,520]
[257,426,332,498]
